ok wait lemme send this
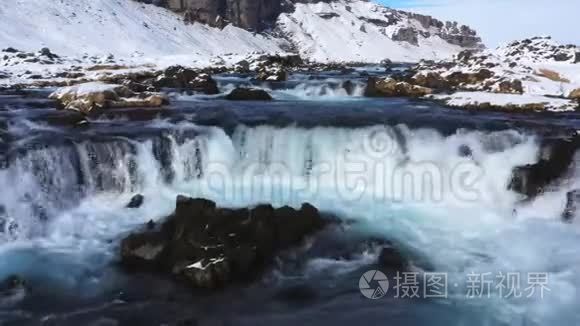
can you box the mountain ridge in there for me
[0,0,482,63]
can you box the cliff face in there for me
[161,0,286,31]
[142,1,481,49]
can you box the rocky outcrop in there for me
[569,88,580,100]
[378,247,408,271]
[365,77,432,97]
[392,27,418,46]
[403,12,482,49]
[127,194,145,209]
[120,196,328,289]
[1,47,64,66]
[225,87,273,101]
[49,82,168,115]
[562,190,580,222]
[159,0,288,31]
[509,135,580,199]
[154,66,219,94]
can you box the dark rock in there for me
[498,79,524,94]
[509,136,580,198]
[575,52,580,64]
[39,47,58,59]
[234,59,250,73]
[392,27,419,46]
[2,47,19,53]
[154,66,219,94]
[412,72,451,90]
[378,247,408,271]
[458,144,473,157]
[341,80,356,95]
[365,77,432,97]
[127,194,145,208]
[317,12,339,19]
[562,190,580,222]
[256,65,288,82]
[552,52,572,62]
[121,231,168,270]
[120,197,327,289]
[225,87,272,101]
[380,58,392,67]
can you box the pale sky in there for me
[378,0,579,48]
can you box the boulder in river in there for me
[49,82,168,114]
[127,194,145,209]
[225,87,273,101]
[120,197,327,289]
[154,65,219,94]
[509,135,580,199]
[378,246,408,271]
[365,77,432,97]
[563,190,580,222]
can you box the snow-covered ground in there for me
[431,91,578,112]
[408,37,580,111]
[0,0,283,59]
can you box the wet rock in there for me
[411,72,451,90]
[378,246,408,271]
[121,231,167,270]
[562,190,580,222]
[458,144,473,157]
[365,77,432,97]
[154,66,219,94]
[342,80,356,95]
[509,135,580,198]
[0,275,27,307]
[225,87,272,101]
[49,82,169,114]
[127,194,145,208]
[121,197,327,289]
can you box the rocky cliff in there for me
[140,0,482,51]
[140,0,289,30]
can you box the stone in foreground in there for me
[49,82,168,114]
[121,197,327,289]
[365,77,432,98]
[225,87,273,101]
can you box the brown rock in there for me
[365,77,432,97]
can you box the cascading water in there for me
[0,119,579,324]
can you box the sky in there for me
[377,0,579,48]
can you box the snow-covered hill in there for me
[277,0,482,63]
[0,0,482,65]
[0,0,283,59]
